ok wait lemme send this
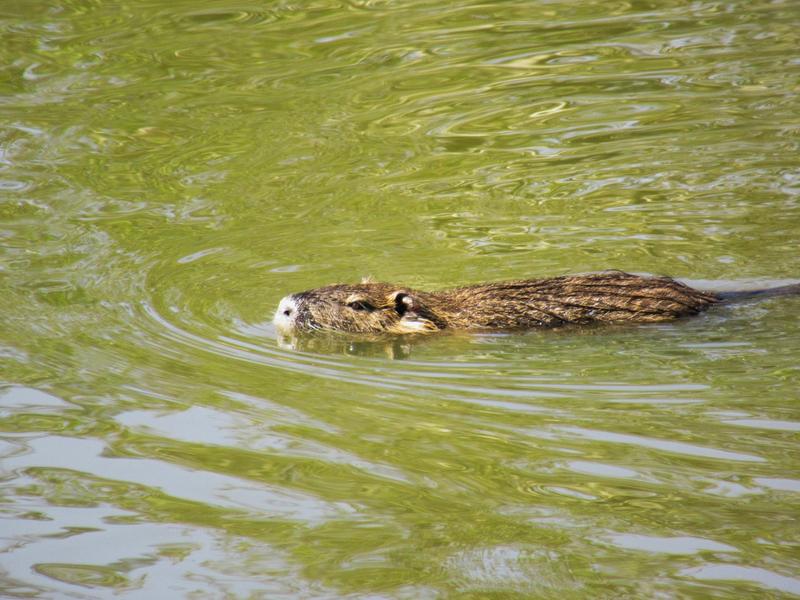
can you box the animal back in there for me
[444,272,719,329]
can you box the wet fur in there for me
[282,271,723,335]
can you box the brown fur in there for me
[276,271,720,335]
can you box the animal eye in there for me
[346,300,373,311]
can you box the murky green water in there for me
[2,0,799,597]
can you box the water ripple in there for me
[2,0,800,596]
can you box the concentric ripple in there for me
[1,0,799,597]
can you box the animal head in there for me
[273,282,442,335]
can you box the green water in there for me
[2,0,799,597]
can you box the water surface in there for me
[1,0,799,597]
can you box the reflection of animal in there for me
[274,271,800,336]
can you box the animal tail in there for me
[713,283,800,302]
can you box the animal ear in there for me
[392,291,414,315]
[391,291,438,333]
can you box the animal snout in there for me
[274,295,300,331]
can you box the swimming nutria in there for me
[273,271,800,335]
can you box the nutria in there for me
[273,271,800,336]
